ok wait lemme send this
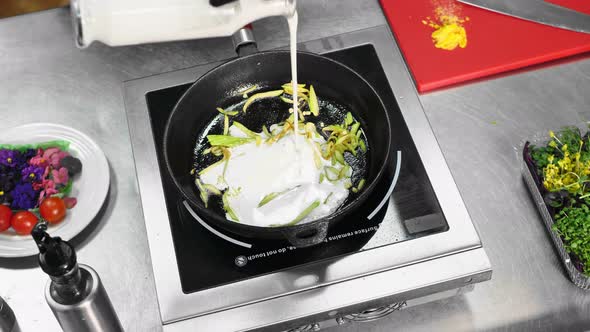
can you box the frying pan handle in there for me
[282,222,329,248]
[232,25,258,57]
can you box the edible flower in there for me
[37,179,58,204]
[10,182,38,210]
[43,147,69,168]
[0,149,17,168]
[52,167,69,185]
[21,165,45,182]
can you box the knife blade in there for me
[457,0,590,34]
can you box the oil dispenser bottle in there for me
[32,224,123,332]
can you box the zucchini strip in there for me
[207,135,254,147]
[308,85,319,116]
[222,191,239,222]
[217,107,239,116]
[284,200,321,226]
[232,121,258,138]
[243,90,283,113]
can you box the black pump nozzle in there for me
[32,223,77,277]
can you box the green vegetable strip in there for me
[284,200,321,226]
[359,140,366,152]
[325,166,340,181]
[203,184,222,196]
[232,121,258,138]
[223,115,229,135]
[257,186,300,207]
[357,179,365,191]
[308,85,319,116]
[240,85,258,98]
[324,192,333,204]
[345,112,353,126]
[334,150,345,165]
[222,192,239,222]
[207,135,254,147]
[258,192,281,207]
[243,90,284,113]
[280,96,294,104]
[217,107,239,116]
[199,158,225,175]
[262,125,272,138]
[195,179,209,208]
[350,122,360,136]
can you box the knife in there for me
[457,0,590,34]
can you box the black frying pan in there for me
[163,50,391,247]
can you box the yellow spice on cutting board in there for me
[423,11,469,51]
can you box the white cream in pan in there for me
[200,124,349,227]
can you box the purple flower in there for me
[21,165,45,182]
[10,182,38,210]
[0,149,17,168]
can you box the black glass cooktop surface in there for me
[145,44,448,294]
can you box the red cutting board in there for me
[380,0,590,92]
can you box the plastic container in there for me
[521,125,590,290]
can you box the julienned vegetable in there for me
[195,83,368,227]
[529,126,590,275]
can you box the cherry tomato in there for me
[0,205,12,232]
[11,211,38,236]
[40,197,67,224]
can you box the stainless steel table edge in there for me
[123,24,491,325]
[162,248,491,332]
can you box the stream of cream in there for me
[288,12,299,146]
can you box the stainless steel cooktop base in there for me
[124,24,492,331]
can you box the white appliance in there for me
[70,0,295,48]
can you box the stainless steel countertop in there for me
[0,1,588,331]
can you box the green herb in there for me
[207,135,254,147]
[553,203,590,274]
[242,90,283,113]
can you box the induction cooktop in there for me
[145,44,448,293]
[124,25,491,331]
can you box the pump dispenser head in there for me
[32,223,77,277]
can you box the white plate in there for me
[0,123,109,257]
